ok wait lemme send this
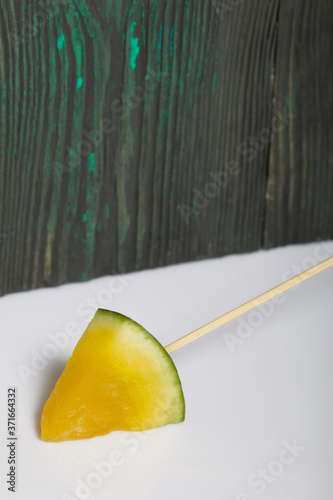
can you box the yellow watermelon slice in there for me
[41,309,185,442]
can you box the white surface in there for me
[1,241,333,500]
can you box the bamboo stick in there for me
[165,256,333,353]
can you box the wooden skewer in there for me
[165,256,333,354]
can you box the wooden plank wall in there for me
[0,0,332,296]
[265,0,333,247]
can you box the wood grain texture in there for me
[0,0,331,296]
[264,0,333,247]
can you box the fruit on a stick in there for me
[41,309,185,442]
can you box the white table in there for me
[1,241,333,500]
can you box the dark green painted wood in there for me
[264,0,333,247]
[0,0,332,296]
